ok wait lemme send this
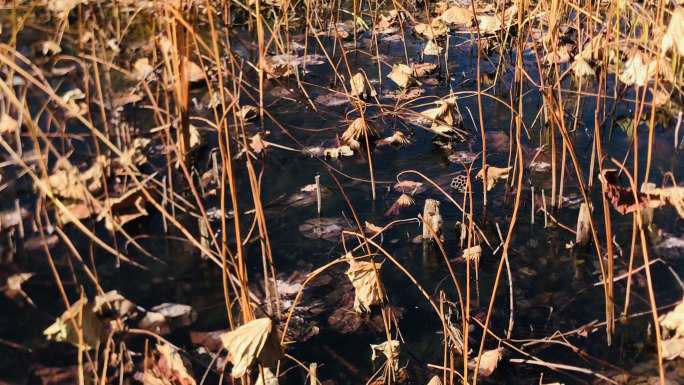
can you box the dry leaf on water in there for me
[439,6,473,26]
[394,180,426,194]
[250,133,269,154]
[41,157,107,224]
[412,62,437,77]
[365,221,383,234]
[262,55,298,79]
[544,44,572,64]
[323,145,354,159]
[97,189,149,231]
[476,165,511,191]
[139,303,197,335]
[2,272,34,306]
[370,340,400,370]
[599,169,684,218]
[141,343,197,385]
[388,64,414,88]
[299,217,346,241]
[423,40,443,56]
[346,257,384,313]
[0,113,19,135]
[43,298,107,350]
[414,19,449,40]
[662,7,684,58]
[375,10,399,33]
[468,348,502,376]
[419,99,464,138]
[661,337,684,360]
[426,376,443,385]
[660,299,684,360]
[220,318,281,378]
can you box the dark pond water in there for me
[1,10,683,385]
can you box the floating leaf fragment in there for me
[2,273,34,307]
[394,180,425,194]
[476,165,511,191]
[139,303,197,335]
[299,217,347,240]
[323,145,354,159]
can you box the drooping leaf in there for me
[220,318,281,378]
[342,117,378,144]
[370,340,400,370]
[349,72,376,99]
[468,348,502,377]
[141,343,197,385]
[346,257,384,313]
[462,245,482,263]
[662,7,684,58]
[43,298,107,350]
[575,203,591,247]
